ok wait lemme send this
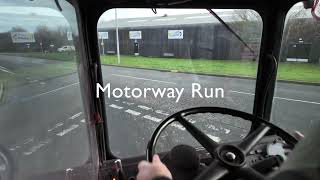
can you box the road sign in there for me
[67,31,73,41]
[129,31,142,39]
[10,32,35,43]
[98,32,109,39]
[168,30,183,39]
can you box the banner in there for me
[168,30,183,39]
[98,32,109,39]
[129,31,142,39]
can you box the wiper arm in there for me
[207,9,256,57]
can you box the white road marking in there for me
[123,101,134,105]
[224,129,231,134]
[56,124,79,136]
[69,112,83,120]
[155,110,170,116]
[27,82,79,99]
[171,123,185,130]
[30,80,38,83]
[80,119,86,123]
[138,105,152,110]
[23,138,34,145]
[230,90,320,105]
[125,109,141,116]
[112,74,177,84]
[23,139,51,156]
[0,65,15,74]
[40,82,46,85]
[206,134,221,142]
[115,99,120,102]
[47,122,63,132]
[109,104,123,109]
[143,115,162,122]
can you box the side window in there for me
[272,3,320,134]
[0,1,94,179]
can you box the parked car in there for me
[57,45,75,52]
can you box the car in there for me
[0,0,319,180]
[57,45,75,52]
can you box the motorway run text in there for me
[96,83,224,103]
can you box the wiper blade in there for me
[207,9,256,57]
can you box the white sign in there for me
[168,30,183,39]
[11,32,35,43]
[67,31,73,41]
[129,31,142,39]
[98,32,109,39]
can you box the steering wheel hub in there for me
[216,144,246,168]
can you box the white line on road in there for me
[206,134,221,142]
[109,104,123,109]
[69,112,83,120]
[155,110,170,116]
[230,90,320,105]
[125,109,141,116]
[143,115,162,122]
[138,105,152,110]
[23,138,34,145]
[0,66,15,74]
[123,101,134,105]
[80,119,86,123]
[56,124,79,136]
[171,123,185,130]
[112,74,177,84]
[27,82,79,99]
[23,139,51,156]
[47,122,63,132]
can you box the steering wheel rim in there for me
[146,107,298,180]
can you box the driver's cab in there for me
[0,0,319,180]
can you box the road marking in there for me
[138,105,152,110]
[48,122,63,132]
[56,124,79,136]
[109,104,123,109]
[206,134,221,142]
[23,139,51,156]
[224,129,230,134]
[26,82,79,99]
[123,101,134,105]
[69,112,83,120]
[171,123,185,130]
[0,65,15,74]
[112,74,177,84]
[155,110,170,116]
[80,119,86,123]
[143,115,162,122]
[125,109,141,116]
[230,90,320,105]
[23,138,34,145]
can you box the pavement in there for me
[0,55,319,179]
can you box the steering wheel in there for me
[146,107,298,180]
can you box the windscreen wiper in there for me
[207,9,256,58]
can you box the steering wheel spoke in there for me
[195,160,229,180]
[177,115,219,156]
[238,125,270,154]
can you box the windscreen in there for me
[0,1,97,180]
[271,3,320,135]
[97,8,263,157]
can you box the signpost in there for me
[67,31,73,41]
[168,30,184,39]
[98,32,109,55]
[11,32,35,43]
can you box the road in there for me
[0,55,319,179]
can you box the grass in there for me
[2,52,320,84]
[101,55,320,84]
[0,61,76,88]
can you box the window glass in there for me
[98,8,263,158]
[0,1,94,179]
[272,3,320,134]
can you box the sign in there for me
[168,30,183,39]
[11,32,35,43]
[67,31,73,41]
[98,32,109,39]
[129,31,142,39]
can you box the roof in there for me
[97,12,244,29]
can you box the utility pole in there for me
[115,8,121,64]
